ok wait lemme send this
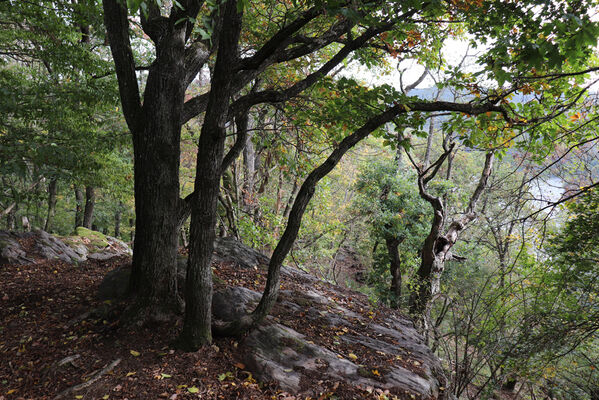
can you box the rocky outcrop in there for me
[0,229,131,266]
[96,237,449,399]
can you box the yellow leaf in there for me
[188,386,200,393]
[130,350,140,357]
[372,369,380,376]
[126,372,136,377]
[7,389,17,394]
[348,353,358,361]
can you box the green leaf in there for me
[188,386,199,393]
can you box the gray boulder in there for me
[0,231,34,265]
[0,229,132,266]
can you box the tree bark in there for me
[83,186,95,229]
[44,178,58,232]
[213,103,409,336]
[409,151,494,320]
[114,201,122,238]
[5,204,16,230]
[386,237,402,306]
[242,113,256,213]
[179,0,242,350]
[74,186,84,228]
[103,0,204,322]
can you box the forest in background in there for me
[1,0,599,398]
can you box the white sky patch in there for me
[340,38,480,92]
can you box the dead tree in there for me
[408,143,494,331]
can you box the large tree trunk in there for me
[44,178,58,232]
[83,186,95,229]
[74,186,84,228]
[103,0,203,322]
[179,0,242,350]
[127,43,187,320]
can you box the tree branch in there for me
[103,0,143,134]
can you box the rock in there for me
[97,264,131,300]
[34,229,86,264]
[95,237,450,398]
[212,287,261,321]
[212,237,269,268]
[0,231,34,265]
[0,229,132,266]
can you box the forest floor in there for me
[0,246,425,400]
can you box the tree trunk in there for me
[103,0,207,323]
[129,218,135,243]
[6,204,16,230]
[115,201,122,238]
[179,0,242,350]
[44,178,58,232]
[242,114,256,213]
[213,104,409,337]
[74,186,84,228]
[409,152,494,320]
[82,186,95,229]
[386,237,402,306]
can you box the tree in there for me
[0,0,125,233]
[103,0,599,349]
[353,158,428,306]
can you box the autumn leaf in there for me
[130,350,140,357]
[188,386,199,393]
[348,353,358,361]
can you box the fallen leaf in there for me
[126,372,136,377]
[187,386,199,393]
[130,350,140,357]
[348,353,358,361]
[234,362,245,370]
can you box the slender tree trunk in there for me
[213,104,408,336]
[242,113,256,213]
[44,178,58,232]
[74,186,84,228]
[115,201,122,238]
[83,186,95,229]
[6,204,16,230]
[129,217,135,243]
[386,237,402,306]
[180,0,242,350]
